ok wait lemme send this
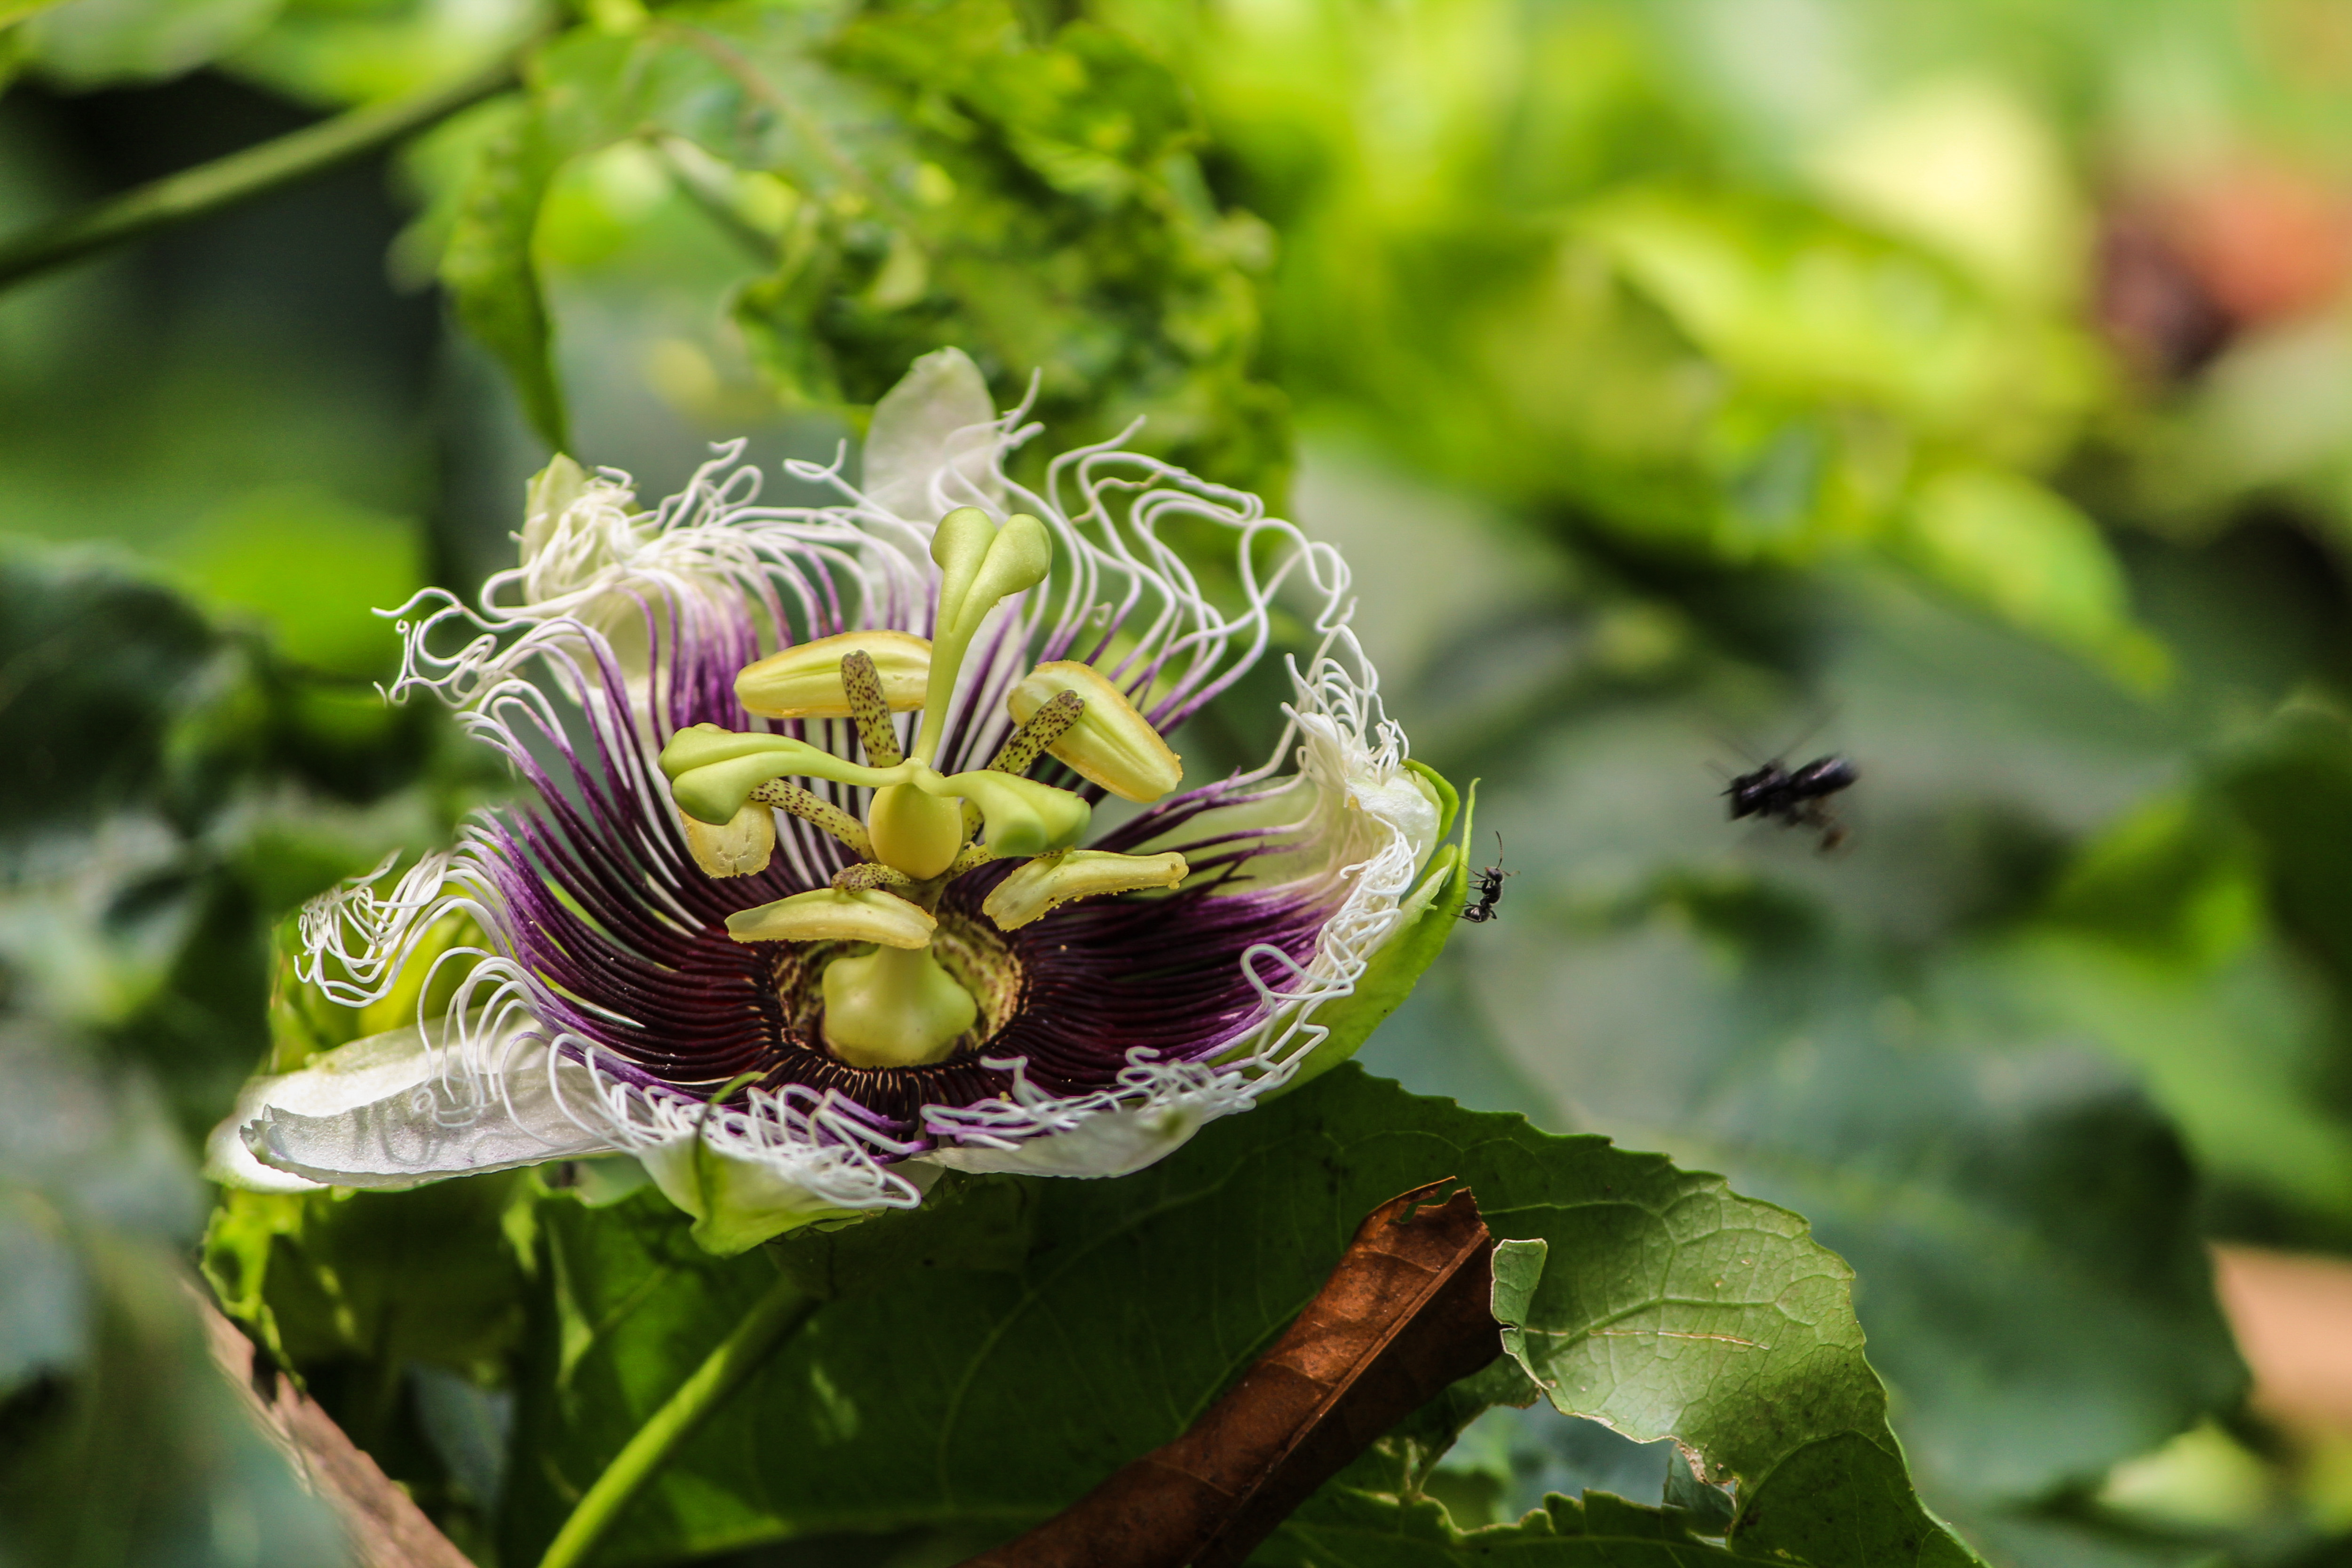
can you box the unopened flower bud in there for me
[735,630,931,718]
[1006,662,1183,803]
[982,850,1188,931]
[522,454,592,559]
[724,888,936,947]
[680,800,774,877]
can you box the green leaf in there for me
[1468,883,2247,1511]
[202,1173,530,1377]
[0,550,220,838]
[223,0,541,106]
[1267,1485,1764,1565]
[1578,191,2087,438]
[1899,466,2167,691]
[19,0,281,87]
[442,99,567,450]
[0,1029,341,1565]
[516,0,1287,493]
[167,486,423,679]
[500,1068,1971,1566]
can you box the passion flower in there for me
[206,350,1459,1253]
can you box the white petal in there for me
[230,1027,614,1190]
[1352,768,1440,866]
[923,1102,1210,1178]
[862,348,1004,521]
[205,1027,442,1192]
[922,1063,1257,1178]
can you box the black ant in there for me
[1459,833,1512,923]
[1725,754,1859,852]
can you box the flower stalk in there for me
[0,56,520,292]
[535,1274,818,1568]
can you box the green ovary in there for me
[821,943,978,1067]
[867,780,963,879]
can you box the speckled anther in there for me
[840,649,904,767]
[990,688,1084,776]
[832,861,916,894]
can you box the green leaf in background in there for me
[167,484,424,679]
[442,0,1285,490]
[443,95,567,450]
[1899,466,2166,692]
[499,1067,1972,1566]
[1463,770,2248,1514]
[1949,786,2352,1229]
[0,550,221,836]
[17,0,282,87]
[223,0,542,106]
[1578,189,2081,441]
[0,1026,343,1567]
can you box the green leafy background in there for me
[8,0,2352,1564]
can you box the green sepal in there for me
[1406,757,1460,847]
[640,1133,872,1257]
[1275,773,1474,1093]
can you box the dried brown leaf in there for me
[963,1178,1502,1568]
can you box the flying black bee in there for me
[1460,833,1513,923]
[1725,754,1859,852]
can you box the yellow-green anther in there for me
[990,688,1083,775]
[1005,661,1184,803]
[821,945,977,1067]
[724,888,935,948]
[680,800,775,878]
[937,770,1091,859]
[831,861,913,893]
[749,780,873,860]
[839,650,903,765]
[869,782,964,879]
[980,850,1189,931]
[734,629,930,719]
[946,842,995,876]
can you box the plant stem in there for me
[0,57,519,293]
[536,1275,818,1568]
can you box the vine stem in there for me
[0,55,518,292]
[536,1274,818,1568]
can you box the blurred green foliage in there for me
[9,0,2352,1564]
